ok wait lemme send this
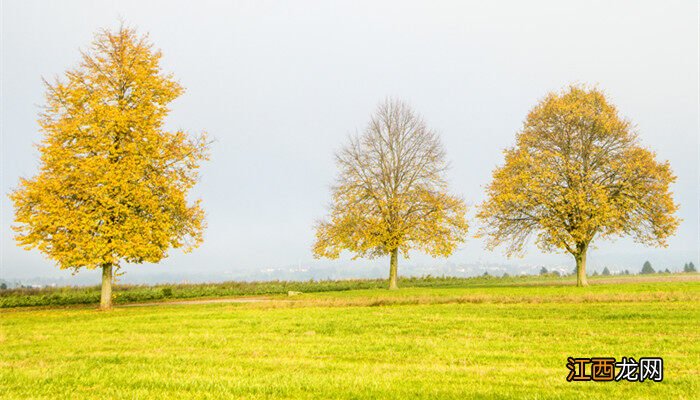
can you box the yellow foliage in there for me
[314,99,468,261]
[478,85,679,259]
[10,26,209,272]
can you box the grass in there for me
[1,275,502,308]
[1,276,698,399]
[1,273,692,308]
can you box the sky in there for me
[1,0,698,283]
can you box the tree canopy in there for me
[10,26,209,309]
[641,261,655,274]
[313,99,468,289]
[478,85,679,286]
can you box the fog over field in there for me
[1,0,698,284]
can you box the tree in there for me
[602,267,610,276]
[641,261,655,274]
[685,262,697,273]
[539,267,548,275]
[477,85,679,287]
[664,268,670,273]
[313,99,468,289]
[10,26,209,310]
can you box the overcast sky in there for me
[1,0,698,282]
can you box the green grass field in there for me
[1,276,699,399]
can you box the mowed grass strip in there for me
[1,280,699,399]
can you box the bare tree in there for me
[314,99,468,289]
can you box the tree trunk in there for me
[574,243,589,287]
[100,263,113,310]
[388,248,399,290]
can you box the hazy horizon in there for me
[1,0,698,284]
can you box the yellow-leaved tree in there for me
[10,26,209,309]
[477,85,679,286]
[314,99,468,289]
